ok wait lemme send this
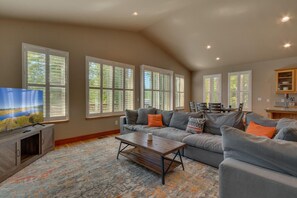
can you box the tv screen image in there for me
[0,88,44,133]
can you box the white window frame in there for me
[175,74,185,109]
[203,74,222,103]
[140,65,174,110]
[86,56,135,118]
[228,70,252,111]
[22,43,69,122]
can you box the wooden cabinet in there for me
[276,68,296,94]
[41,126,54,154]
[0,140,19,179]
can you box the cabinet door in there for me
[41,127,54,154]
[276,69,295,93]
[0,140,19,178]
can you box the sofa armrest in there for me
[120,116,127,134]
[219,158,297,198]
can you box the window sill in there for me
[42,119,69,124]
[86,114,125,120]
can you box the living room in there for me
[0,0,296,197]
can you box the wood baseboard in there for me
[55,129,120,146]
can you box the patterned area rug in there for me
[0,136,219,198]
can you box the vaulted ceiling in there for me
[0,0,297,70]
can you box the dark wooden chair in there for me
[189,101,197,112]
[238,103,244,112]
[196,102,208,112]
[209,103,222,113]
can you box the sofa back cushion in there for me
[246,112,277,127]
[125,110,138,124]
[156,109,174,126]
[246,121,276,138]
[204,111,244,135]
[274,127,297,142]
[221,125,297,177]
[276,118,297,131]
[136,108,156,125]
[169,111,203,130]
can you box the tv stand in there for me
[0,124,54,183]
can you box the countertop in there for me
[265,107,297,112]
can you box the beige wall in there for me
[192,56,297,116]
[0,18,191,140]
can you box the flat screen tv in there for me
[0,88,43,133]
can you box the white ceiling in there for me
[0,0,297,70]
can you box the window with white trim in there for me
[22,43,69,121]
[175,75,185,109]
[141,65,173,110]
[203,74,222,103]
[86,56,135,117]
[228,70,252,111]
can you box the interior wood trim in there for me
[55,129,120,146]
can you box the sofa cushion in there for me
[274,127,297,142]
[152,127,192,142]
[183,133,223,154]
[169,111,204,130]
[204,111,244,135]
[246,112,277,127]
[125,110,138,124]
[136,108,156,125]
[156,109,174,126]
[221,125,297,177]
[276,118,297,131]
[186,117,206,134]
[123,125,162,133]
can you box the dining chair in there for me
[209,103,222,113]
[196,102,208,112]
[189,101,197,112]
[238,103,244,112]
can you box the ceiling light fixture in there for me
[284,43,292,48]
[132,12,138,16]
[216,57,220,60]
[206,45,211,49]
[281,16,290,23]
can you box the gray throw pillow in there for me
[156,109,174,126]
[169,111,204,130]
[125,110,138,125]
[221,125,297,177]
[276,118,297,131]
[186,117,206,134]
[136,108,156,125]
[246,113,277,127]
[204,111,244,135]
[274,127,297,142]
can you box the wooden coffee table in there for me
[115,132,186,185]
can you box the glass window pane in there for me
[159,92,164,110]
[164,75,170,91]
[144,71,152,90]
[229,91,237,108]
[102,89,112,113]
[125,90,134,110]
[180,77,184,92]
[159,74,164,91]
[89,62,101,87]
[180,93,184,108]
[229,75,238,92]
[175,93,180,108]
[89,89,100,114]
[114,90,123,112]
[164,92,171,110]
[176,77,180,92]
[27,51,46,85]
[144,91,152,108]
[50,55,66,86]
[125,68,134,89]
[204,78,210,93]
[114,67,124,89]
[240,74,249,92]
[205,92,210,104]
[50,87,66,117]
[153,91,160,109]
[153,72,160,90]
[28,86,46,116]
[103,65,113,88]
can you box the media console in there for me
[0,124,54,183]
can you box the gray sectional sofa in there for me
[120,108,244,168]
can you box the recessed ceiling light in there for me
[281,16,290,23]
[216,57,220,60]
[132,12,138,16]
[206,45,211,49]
[284,43,292,48]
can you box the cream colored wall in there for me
[0,18,191,140]
[192,56,297,116]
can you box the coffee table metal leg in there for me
[161,156,165,185]
[116,142,122,159]
[178,150,185,170]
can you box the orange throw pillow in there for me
[246,121,276,138]
[148,114,163,127]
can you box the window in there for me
[175,75,185,109]
[141,65,173,110]
[228,70,252,111]
[22,43,69,121]
[86,56,135,117]
[203,74,222,103]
